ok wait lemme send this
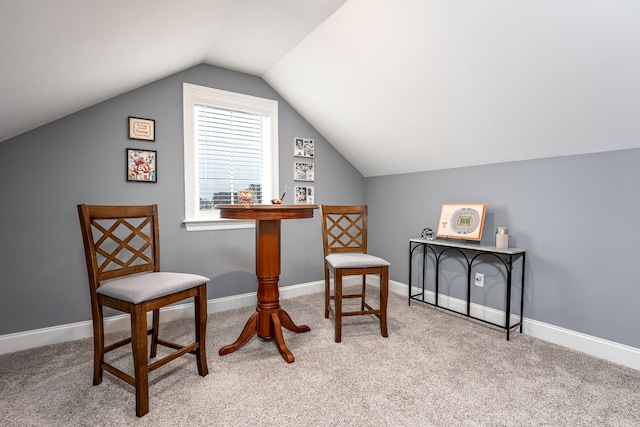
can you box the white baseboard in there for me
[406,285,521,325]
[403,283,640,371]
[2,279,640,372]
[522,319,640,372]
[0,280,325,356]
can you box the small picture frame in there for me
[436,203,486,241]
[294,186,314,204]
[126,148,157,183]
[128,116,155,141]
[294,161,314,181]
[294,137,314,158]
[237,189,254,204]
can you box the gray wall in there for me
[0,64,364,335]
[365,149,640,348]
[2,61,636,353]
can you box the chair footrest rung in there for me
[149,342,199,372]
[327,304,382,318]
[341,309,381,317]
[329,294,364,300]
[155,338,199,355]
[343,294,365,299]
[156,338,184,351]
[103,362,135,387]
[102,341,199,387]
[104,337,132,353]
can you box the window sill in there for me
[183,218,255,232]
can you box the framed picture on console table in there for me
[436,203,486,241]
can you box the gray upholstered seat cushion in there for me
[97,272,209,304]
[325,253,390,269]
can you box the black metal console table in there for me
[409,238,526,340]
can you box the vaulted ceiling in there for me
[2,0,639,176]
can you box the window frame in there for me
[183,83,279,231]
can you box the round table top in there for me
[216,204,318,220]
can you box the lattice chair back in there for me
[321,205,368,256]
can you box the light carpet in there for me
[1,290,640,426]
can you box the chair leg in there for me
[360,274,366,311]
[324,265,331,318]
[380,267,389,338]
[195,284,209,376]
[334,272,343,343]
[131,304,149,417]
[150,309,160,358]
[92,305,105,385]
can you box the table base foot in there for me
[279,308,311,333]
[219,308,310,363]
[270,312,295,363]
[219,312,258,356]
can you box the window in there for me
[183,83,278,231]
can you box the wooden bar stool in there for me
[320,205,390,342]
[77,204,209,417]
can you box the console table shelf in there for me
[408,238,526,340]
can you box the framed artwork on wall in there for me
[294,137,314,158]
[126,148,157,183]
[128,116,155,141]
[436,203,486,241]
[294,161,314,181]
[294,186,314,204]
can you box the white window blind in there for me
[183,83,278,231]
[195,105,265,210]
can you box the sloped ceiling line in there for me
[2,0,639,177]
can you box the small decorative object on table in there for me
[238,189,253,204]
[421,227,435,241]
[496,227,509,249]
[271,185,289,204]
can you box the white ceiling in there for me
[2,0,639,177]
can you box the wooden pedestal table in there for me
[217,204,318,363]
